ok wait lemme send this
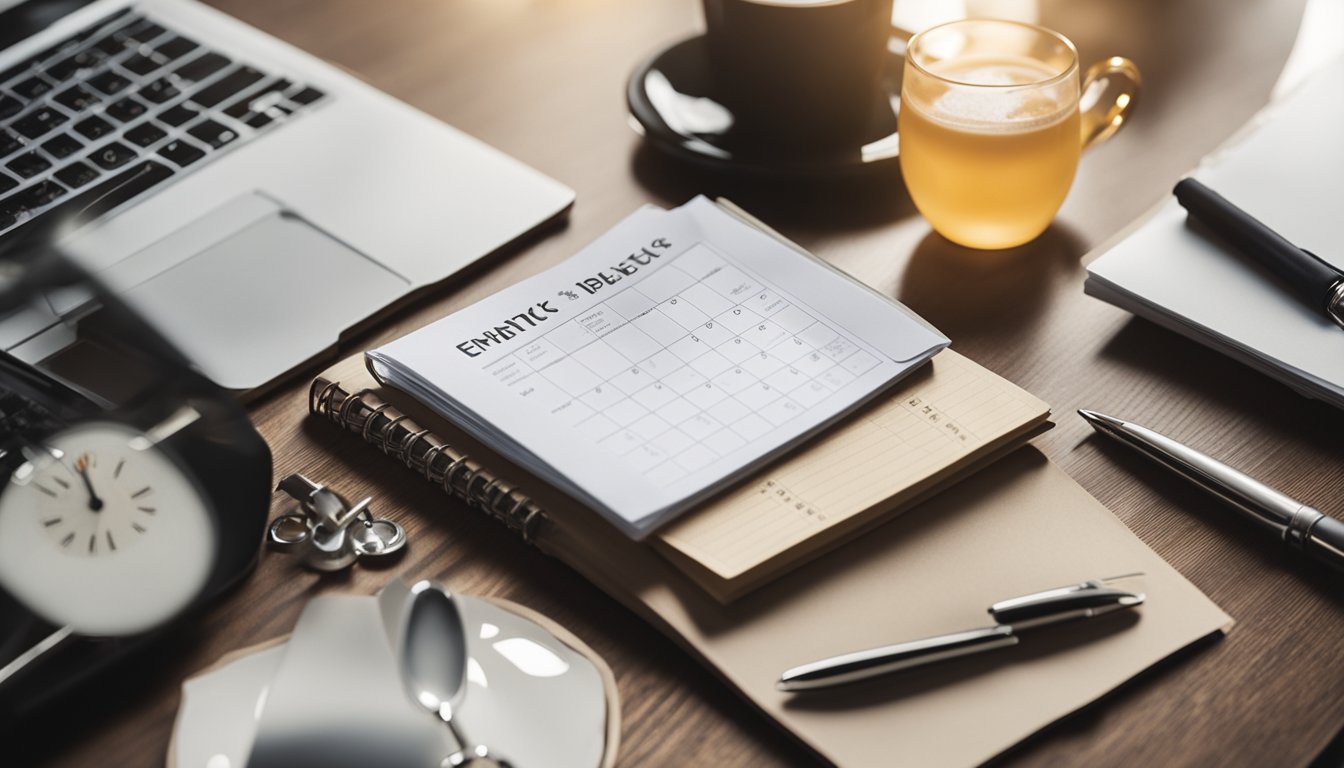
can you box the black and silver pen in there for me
[1174,177,1344,330]
[777,578,1144,692]
[1079,409,1344,572]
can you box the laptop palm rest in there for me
[108,193,409,391]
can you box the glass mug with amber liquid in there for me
[899,19,1140,249]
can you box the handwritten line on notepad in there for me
[657,350,1047,580]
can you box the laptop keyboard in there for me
[0,8,327,242]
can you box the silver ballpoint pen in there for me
[1079,409,1344,572]
[777,577,1144,692]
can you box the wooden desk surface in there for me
[26,1,1344,766]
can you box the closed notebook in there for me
[311,356,1231,767]
[1085,55,1344,408]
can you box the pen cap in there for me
[1305,514,1344,573]
[989,583,1143,628]
[1174,178,1342,309]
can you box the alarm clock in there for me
[0,250,271,721]
[0,421,218,636]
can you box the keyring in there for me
[350,517,407,556]
[269,473,409,569]
[268,514,311,551]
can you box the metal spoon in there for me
[399,580,510,767]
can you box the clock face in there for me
[0,421,217,636]
[36,450,162,558]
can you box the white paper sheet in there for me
[370,197,947,536]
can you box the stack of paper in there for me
[656,349,1050,601]
[368,197,948,538]
[1086,56,1344,408]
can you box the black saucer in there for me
[626,34,903,175]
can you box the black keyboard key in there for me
[158,103,200,127]
[93,35,125,56]
[243,111,273,129]
[87,70,131,95]
[1,159,170,240]
[186,119,237,150]
[41,133,83,159]
[0,130,20,156]
[222,77,290,118]
[288,86,325,106]
[74,116,114,140]
[152,35,198,61]
[11,75,54,100]
[89,141,136,170]
[45,49,108,81]
[7,152,51,178]
[105,96,148,122]
[0,174,16,194]
[54,161,100,189]
[0,56,38,88]
[0,180,67,222]
[157,138,205,167]
[12,108,68,139]
[120,52,164,77]
[93,26,137,56]
[189,66,264,108]
[125,21,166,44]
[138,77,180,104]
[123,122,166,147]
[53,85,99,111]
[174,52,229,84]
[0,95,21,120]
[103,15,147,44]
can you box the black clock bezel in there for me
[0,249,272,721]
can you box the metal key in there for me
[268,473,407,571]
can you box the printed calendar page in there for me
[369,197,947,538]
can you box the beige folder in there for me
[312,357,1232,767]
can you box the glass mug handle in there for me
[1079,56,1141,149]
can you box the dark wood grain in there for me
[24,0,1344,766]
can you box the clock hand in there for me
[73,455,104,512]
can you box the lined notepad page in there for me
[657,350,1048,580]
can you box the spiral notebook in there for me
[329,198,1048,600]
[315,345,1049,600]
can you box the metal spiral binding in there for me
[309,378,547,543]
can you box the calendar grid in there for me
[480,243,882,487]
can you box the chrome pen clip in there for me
[988,574,1146,630]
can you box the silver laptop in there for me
[0,0,574,392]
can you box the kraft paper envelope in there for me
[537,448,1231,767]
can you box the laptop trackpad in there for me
[119,194,409,391]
